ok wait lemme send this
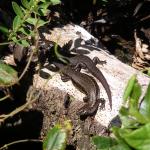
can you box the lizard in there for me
[66,54,112,110]
[39,40,112,109]
[53,62,105,117]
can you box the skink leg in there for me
[77,101,100,117]
[64,93,71,109]
[93,57,106,66]
[98,98,105,110]
[73,62,86,71]
[61,74,71,82]
[83,96,89,102]
[77,98,105,117]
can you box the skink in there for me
[66,55,112,109]
[53,62,105,117]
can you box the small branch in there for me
[0,95,10,102]
[18,13,41,81]
[140,14,150,22]
[0,36,30,46]
[0,139,42,150]
[0,69,54,123]
[0,16,44,122]
[18,51,34,81]
[0,41,13,46]
[0,89,40,122]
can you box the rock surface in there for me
[33,24,150,127]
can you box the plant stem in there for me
[0,95,10,102]
[0,139,42,150]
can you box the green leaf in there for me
[40,0,46,2]
[111,127,131,149]
[119,106,138,128]
[54,43,68,64]
[39,2,50,9]
[21,6,27,14]
[12,2,24,18]
[92,136,117,149]
[119,115,138,129]
[0,63,18,87]
[38,8,50,16]
[123,123,150,150]
[21,0,30,9]
[26,17,48,27]
[0,26,9,34]
[140,83,150,119]
[42,0,60,5]
[21,40,30,47]
[128,82,148,124]
[50,0,61,5]
[12,36,20,45]
[119,106,129,116]
[110,144,132,150]
[12,36,26,47]
[26,17,38,25]
[29,0,35,7]
[111,127,126,143]
[18,27,31,35]
[37,19,48,28]
[129,108,148,124]
[43,125,67,150]
[123,74,137,102]
[129,82,141,110]
[13,16,22,31]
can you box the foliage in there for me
[43,120,72,150]
[9,0,60,46]
[0,62,18,87]
[0,0,60,86]
[92,75,150,150]
[0,0,60,120]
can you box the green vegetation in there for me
[92,75,150,150]
[0,62,18,87]
[0,0,60,87]
[9,0,59,46]
[43,121,72,150]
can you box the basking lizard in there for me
[53,62,105,117]
[65,55,112,110]
[41,40,112,109]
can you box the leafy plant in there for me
[0,0,60,121]
[0,0,61,84]
[9,0,60,46]
[43,120,72,150]
[92,75,150,150]
[0,62,18,87]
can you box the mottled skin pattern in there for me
[54,62,105,117]
[67,55,112,109]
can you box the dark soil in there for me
[30,87,106,150]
